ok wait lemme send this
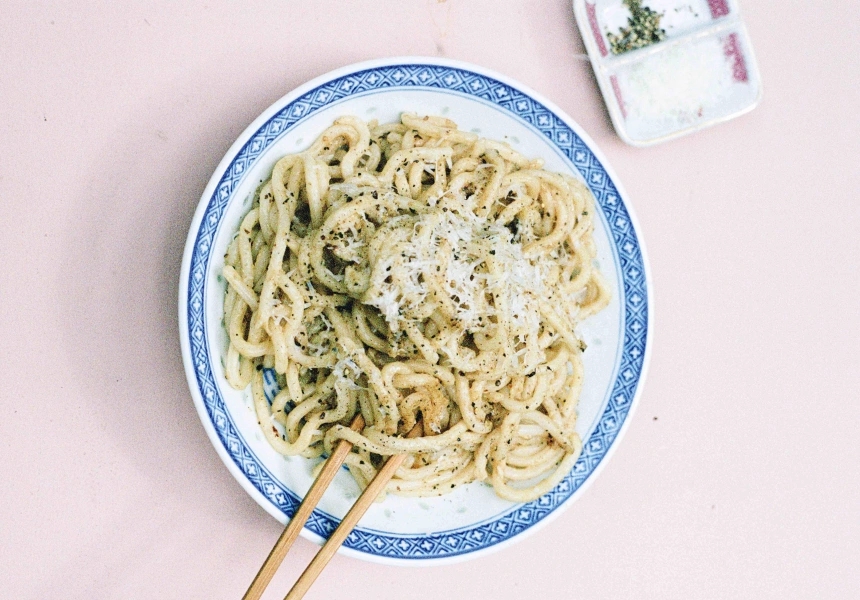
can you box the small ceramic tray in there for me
[573,0,762,146]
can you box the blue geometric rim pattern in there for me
[186,63,649,560]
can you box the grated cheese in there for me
[617,36,734,126]
[362,197,546,352]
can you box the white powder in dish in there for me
[618,36,734,125]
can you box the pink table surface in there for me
[2,1,858,598]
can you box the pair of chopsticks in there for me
[243,415,422,600]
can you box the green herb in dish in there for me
[607,0,667,55]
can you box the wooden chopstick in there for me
[283,420,424,600]
[242,414,366,600]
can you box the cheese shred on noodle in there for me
[222,114,609,502]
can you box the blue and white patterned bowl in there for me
[178,57,652,565]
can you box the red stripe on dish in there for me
[708,0,730,18]
[610,75,627,118]
[586,2,608,57]
[723,33,748,82]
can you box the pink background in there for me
[2,1,858,598]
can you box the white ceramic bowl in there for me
[178,56,653,565]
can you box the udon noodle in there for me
[221,114,609,502]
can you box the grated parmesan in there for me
[362,197,546,350]
[619,36,734,125]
